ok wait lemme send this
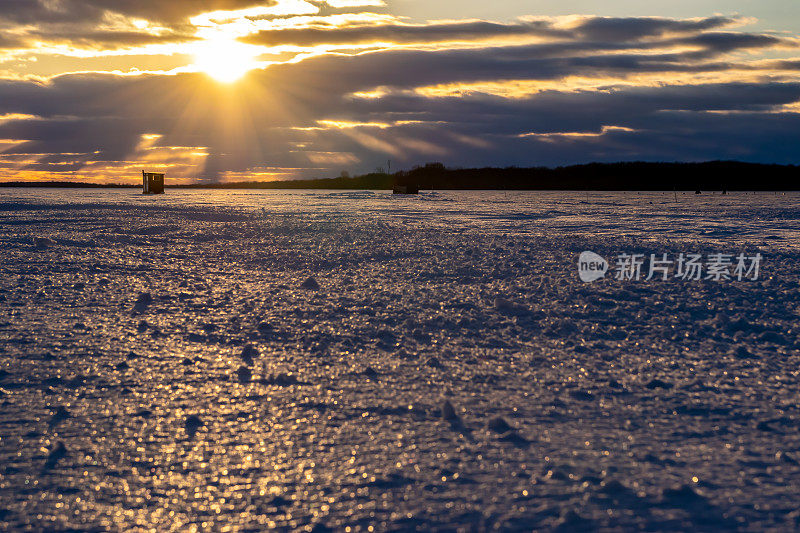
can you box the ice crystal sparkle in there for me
[0,189,798,530]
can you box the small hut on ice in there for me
[142,171,165,194]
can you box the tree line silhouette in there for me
[2,161,798,190]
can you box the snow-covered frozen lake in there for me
[3,188,800,247]
[1,189,799,531]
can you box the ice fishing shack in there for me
[142,171,165,194]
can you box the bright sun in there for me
[193,37,260,83]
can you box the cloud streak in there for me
[0,1,275,26]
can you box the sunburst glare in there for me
[192,36,261,83]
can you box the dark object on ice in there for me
[142,171,165,194]
[242,344,259,359]
[265,495,292,510]
[555,510,594,531]
[733,346,758,360]
[301,276,320,290]
[425,356,442,368]
[49,406,71,426]
[569,389,595,401]
[499,430,530,447]
[368,472,416,489]
[646,378,674,390]
[241,344,257,366]
[757,331,787,345]
[661,484,708,506]
[133,292,152,313]
[695,189,701,194]
[393,169,423,194]
[184,414,204,438]
[261,372,303,386]
[392,184,419,194]
[441,399,459,422]
[43,441,67,471]
[34,237,56,249]
[494,297,529,316]
[599,479,632,496]
[309,522,333,533]
[776,451,799,465]
[237,365,252,383]
[487,416,514,434]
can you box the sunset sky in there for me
[1,0,799,183]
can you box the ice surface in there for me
[1,189,800,530]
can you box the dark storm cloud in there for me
[242,15,739,48]
[568,15,736,41]
[675,32,790,59]
[0,34,28,49]
[231,16,794,100]
[251,30,786,94]
[0,1,276,52]
[86,0,276,22]
[0,0,262,51]
[0,0,274,26]
[773,59,800,70]
[321,83,800,128]
[243,19,569,47]
[23,30,200,50]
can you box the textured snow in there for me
[1,189,799,531]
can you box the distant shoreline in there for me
[2,161,799,190]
